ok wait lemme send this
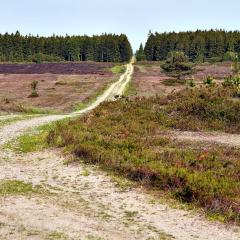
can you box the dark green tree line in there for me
[144,30,240,62]
[0,31,133,63]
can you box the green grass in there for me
[0,103,58,115]
[46,85,240,223]
[12,133,47,153]
[16,105,58,115]
[82,168,90,176]
[5,124,53,153]
[47,231,67,240]
[110,65,126,74]
[0,180,35,195]
[124,80,138,96]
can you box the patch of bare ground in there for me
[0,149,239,240]
[194,62,232,80]
[132,64,184,97]
[168,130,240,148]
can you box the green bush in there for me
[193,52,204,63]
[161,51,194,79]
[187,79,196,88]
[223,51,238,62]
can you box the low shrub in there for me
[28,91,39,98]
[47,91,240,223]
[206,57,222,63]
[161,51,194,79]
[166,85,240,133]
[203,76,216,87]
[187,79,196,88]
[223,51,238,62]
[223,75,240,88]
[28,80,39,98]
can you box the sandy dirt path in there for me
[169,130,240,148]
[0,61,239,239]
[0,61,134,146]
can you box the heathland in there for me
[0,30,239,239]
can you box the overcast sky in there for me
[0,0,239,51]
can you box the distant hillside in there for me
[144,30,240,62]
[0,31,133,63]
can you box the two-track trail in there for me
[0,61,239,240]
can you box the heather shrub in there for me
[47,93,240,222]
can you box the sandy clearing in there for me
[0,150,239,240]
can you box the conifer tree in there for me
[144,30,240,63]
[136,44,146,61]
[0,32,132,63]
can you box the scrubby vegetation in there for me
[28,80,39,98]
[161,51,194,79]
[46,85,240,223]
[223,75,240,88]
[0,99,56,114]
[0,115,33,129]
[8,130,48,153]
[165,85,240,132]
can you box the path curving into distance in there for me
[0,59,240,239]
[0,60,134,146]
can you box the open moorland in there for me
[131,62,233,97]
[0,29,240,240]
[0,62,115,75]
[0,62,121,114]
[0,60,239,240]
[43,59,240,224]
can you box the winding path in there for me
[0,60,134,146]
[0,60,240,239]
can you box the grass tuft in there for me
[0,180,35,195]
[110,65,126,74]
